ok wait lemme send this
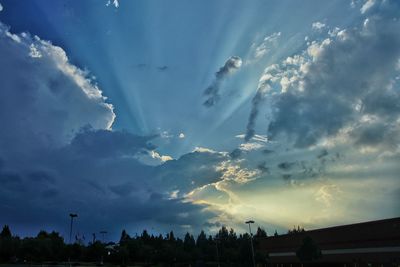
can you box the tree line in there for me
[0,224,270,266]
[0,224,318,266]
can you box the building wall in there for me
[259,217,400,266]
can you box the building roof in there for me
[260,217,400,253]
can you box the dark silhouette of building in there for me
[259,217,400,267]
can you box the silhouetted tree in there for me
[167,231,175,242]
[255,227,267,238]
[288,225,305,234]
[0,224,279,265]
[183,233,195,251]
[0,226,16,262]
[119,229,131,245]
[0,225,11,239]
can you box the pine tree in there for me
[0,225,11,239]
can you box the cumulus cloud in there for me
[203,56,242,107]
[0,127,222,237]
[0,21,225,237]
[0,3,3,12]
[0,23,115,157]
[246,0,400,149]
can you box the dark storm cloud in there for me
[0,128,222,238]
[154,149,227,193]
[351,121,400,150]
[203,56,242,107]
[0,23,224,238]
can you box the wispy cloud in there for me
[249,32,281,62]
[203,56,242,107]
[360,0,376,13]
[106,0,119,8]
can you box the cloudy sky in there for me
[0,0,399,240]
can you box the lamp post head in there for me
[69,213,78,218]
[245,220,255,224]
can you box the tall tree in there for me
[255,227,267,238]
[0,225,11,239]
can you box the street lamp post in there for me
[99,231,108,266]
[69,213,78,244]
[245,220,256,267]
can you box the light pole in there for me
[245,220,256,267]
[99,230,108,265]
[69,213,78,244]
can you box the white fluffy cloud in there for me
[247,1,400,149]
[0,23,115,153]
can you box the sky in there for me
[0,0,399,241]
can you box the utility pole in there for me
[245,220,256,267]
